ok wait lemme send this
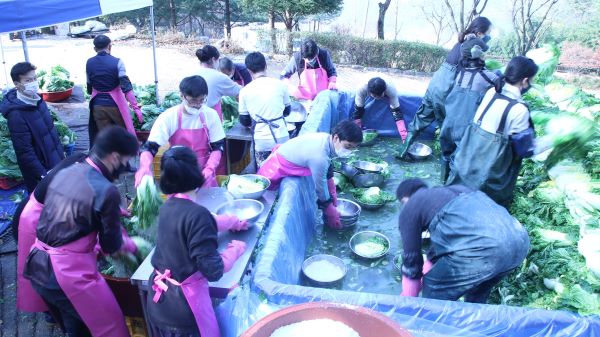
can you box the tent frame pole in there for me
[150,6,159,105]
[0,37,8,87]
[20,31,30,62]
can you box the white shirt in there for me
[355,76,400,109]
[147,104,225,146]
[196,67,241,108]
[239,77,291,151]
[474,84,530,135]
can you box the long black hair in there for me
[159,146,204,194]
[495,56,538,93]
[458,17,492,43]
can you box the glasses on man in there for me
[184,96,207,108]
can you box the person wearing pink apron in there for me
[15,153,87,314]
[145,146,246,337]
[281,39,338,100]
[135,76,227,189]
[258,121,363,229]
[23,126,139,337]
[86,34,143,147]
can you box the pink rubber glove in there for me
[328,76,338,90]
[120,228,137,254]
[216,214,249,232]
[125,90,143,124]
[220,240,246,273]
[353,119,362,128]
[400,275,422,297]
[119,207,131,217]
[423,259,434,275]
[135,151,154,187]
[202,151,222,182]
[323,203,341,229]
[396,120,408,142]
[327,178,338,206]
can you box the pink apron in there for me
[213,102,223,122]
[91,87,136,136]
[290,57,329,100]
[257,144,312,190]
[151,193,220,337]
[16,194,48,313]
[169,105,218,188]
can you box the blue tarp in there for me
[0,0,151,33]
[0,185,26,236]
[214,90,600,336]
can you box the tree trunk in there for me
[168,0,177,31]
[362,1,370,38]
[377,0,392,40]
[285,18,294,56]
[224,0,232,40]
[269,11,278,53]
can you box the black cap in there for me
[93,35,111,49]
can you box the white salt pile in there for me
[269,318,360,337]
[303,259,345,282]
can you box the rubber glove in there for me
[328,76,338,90]
[119,207,131,217]
[202,151,222,182]
[125,90,143,124]
[396,120,408,142]
[221,240,246,273]
[423,259,434,275]
[400,275,422,297]
[120,228,137,254]
[397,131,416,160]
[323,203,341,229]
[135,151,154,187]
[327,178,338,206]
[216,214,249,232]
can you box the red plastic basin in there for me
[42,88,73,103]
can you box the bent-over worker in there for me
[146,146,246,337]
[195,45,242,120]
[239,52,291,169]
[258,120,362,229]
[399,17,493,158]
[447,56,540,207]
[135,76,225,188]
[397,179,529,303]
[352,77,408,141]
[280,39,337,100]
[24,126,140,337]
[218,57,253,87]
[86,34,142,146]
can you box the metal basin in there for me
[360,129,379,147]
[354,198,385,211]
[301,254,347,286]
[349,231,390,259]
[336,160,359,179]
[408,142,432,160]
[215,199,264,223]
[284,101,307,123]
[226,174,270,200]
[352,173,384,188]
[353,160,384,174]
[336,198,361,228]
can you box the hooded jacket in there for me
[0,89,64,192]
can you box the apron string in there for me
[152,269,182,303]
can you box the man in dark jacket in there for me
[86,34,142,146]
[1,62,65,192]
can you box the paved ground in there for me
[0,34,431,337]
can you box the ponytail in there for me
[494,75,506,93]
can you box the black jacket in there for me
[0,89,64,192]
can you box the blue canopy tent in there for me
[0,0,159,98]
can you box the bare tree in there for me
[512,0,559,55]
[362,0,370,38]
[442,0,489,34]
[377,0,392,40]
[420,1,453,45]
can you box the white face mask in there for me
[336,146,353,158]
[183,101,201,115]
[22,81,39,97]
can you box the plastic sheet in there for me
[301,90,437,139]
[0,185,26,236]
[212,89,600,337]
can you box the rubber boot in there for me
[440,156,450,184]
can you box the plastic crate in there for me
[152,144,170,182]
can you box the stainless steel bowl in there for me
[349,231,390,259]
[284,101,308,123]
[337,198,361,228]
[408,142,433,160]
[302,254,347,286]
[215,199,265,223]
[354,198,385,210]
[352,173,384,188]
[226,174,270,200]
[352,161,384,174]
[360,129,379,147]
[336,160,359,179]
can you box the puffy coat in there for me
[0,89,64,192]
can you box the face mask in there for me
[22,81,39,97]
[520,80,531,95]
[183,100,201,115]
[482,35,491,43]
[336,146,353,158]
[111,160,128,181]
